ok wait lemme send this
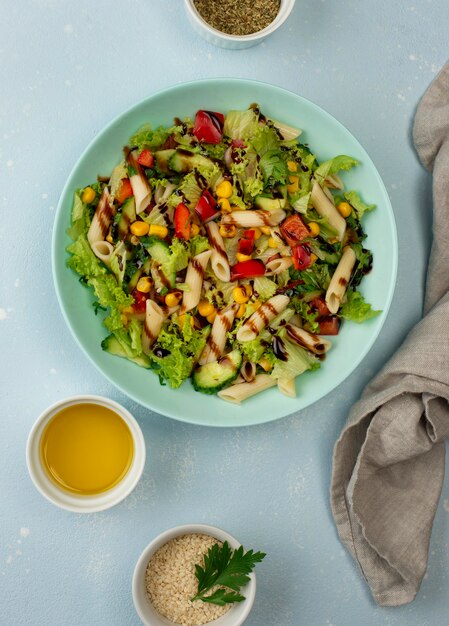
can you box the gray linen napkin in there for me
[330,61,449,607]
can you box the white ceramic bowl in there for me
[132,524,257,626]
[184,0,296,49]
[26,395,146,513]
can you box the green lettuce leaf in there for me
[291,298,320,333]
[253,277,277,301]
[67,192,91,240]
[190,235,211,256]
[240,337,266,363]
[270,336,320,381]
[67,234,106,279]
[109,161,128,200]
[223,109,259,140]
[340,289,380,323]
[259,150,288,184]
[314,155,358,184]
[344,190,376,220]
[251,124,280,157]
[150,317,209,388]
[129,124,177,151]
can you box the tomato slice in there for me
[193,110,224,144]
[280,214,310,247]
[308,297,331,319]
[318,316,341,335]
[195,190,218,222]
[131,289,148,313]
[137,149,154,168]
[292,244,312,271]
[174,203,191,240]
[230,259,265,281]
[238,229,256,255]
[116,178,134,205]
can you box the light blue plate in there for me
[52,78,397,427]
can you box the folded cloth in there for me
[330,61,449,607]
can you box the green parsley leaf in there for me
[192,541,266,606]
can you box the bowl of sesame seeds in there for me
[184,0,296,49]
[132,524,258,626]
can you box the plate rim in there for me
[52,77,398,427]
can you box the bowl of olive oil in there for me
[26,395,146,513]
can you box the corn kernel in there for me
[149,224,168,238]
[308,222,320,237]
[206,311,217,324]
[235,303,247,318]
[106,233,113,244]
[253,227,262,240]
[216,180,233,198]
[337,201,352,218]
[198,300,215,317]
[268,237,278,248]
[287,160,298,172]
[233,286,249,304]
[261,226,271,236]
[130,221,150,237]
[190,223,200,237]
[219,224,236,238]
[165,290,182,307]
[252,300,262,311]
[310,253,318,264]
[136,277,152,293]
[258,357,273,372]
[218,198,232,214]
[81,187,96,204]
[121,313,128,326]
[287,175,299,194]
[236,252,252,263]
[244,284,253,297]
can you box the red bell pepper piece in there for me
[193,110,224,144]
[131,289,148,313]
[116,178,134,205]
[230,259,265,281]
[137,149,154,168]
[308,297,331,319]
[238,229,256,256]
[174,203,191,240]
[292,244,312,271]
[194,190,218,222]
[318,316,341,335]
[280,214,310,247]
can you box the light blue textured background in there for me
[1,1,448,625]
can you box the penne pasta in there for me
[91,240,114,264]
[311,181,346,241]
[221,209,286,228]
[285,324,332,355]
[322,185,336,205]
[199,304,238,365]
[265,256,293,275]
[87,187,114,245]
[206,221,231,282]
[127,149,152,214]
[325,246,357,314]
[278,378,297,398]
[141,299,165,355]
[240,360,256,383]
[325,173,344,190]
[236,294,290,342]
[218,374,276,404]
[181,250,212,313]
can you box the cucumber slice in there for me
[154,149,176,174]
[101,335,151,369]
[168,149,215,174]
[254,195,286,211]
[144,236,176,288]
[118,197,136,239]
[192,350,242,395]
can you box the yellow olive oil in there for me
[40,403,134,495]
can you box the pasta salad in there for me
[67,104,379,403]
